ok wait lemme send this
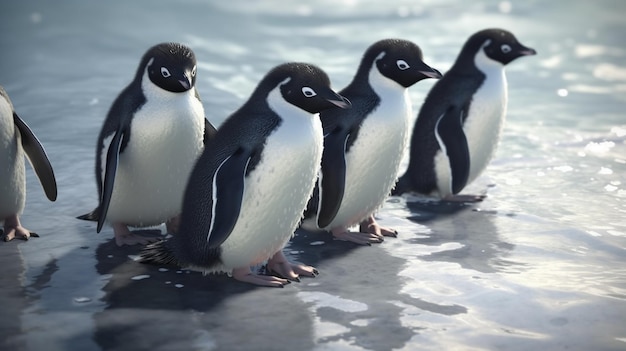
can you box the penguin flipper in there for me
[435,106,470,194]
[203,118,217,145]
[317,127,349,228]
[77,209,99,222]
[97,126,126,233]
[13,113,58,202]
[206,148,252,248]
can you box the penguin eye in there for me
[396,59,410,70]
[191,66,197,77]
[501,44,512,53]
[161,67,171,78]
[302,87,317,98]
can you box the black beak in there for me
[327,95,351,109]
[419,67,443,79]
[519,48,537,56]
[178,72,192,90]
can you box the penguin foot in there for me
[443,194,486,203]
[113,223,160,247]
[331,227,383,245]
[359,215,398,238]
[2,215,39,241]
[232,267,290,288]
[267,250,319,281]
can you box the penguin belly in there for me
[0,99,25,219]
[217,114,323,272]
[325,90,411,230]
[104,93,205,227]
[434,65,507,197]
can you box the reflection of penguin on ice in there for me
[141,62,351,287]
[78,43,216,246]
[393,28,536,201]
[302,39,441,245]
[0,85,57,241]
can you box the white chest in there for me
[326,67,411,229]
[217,86,324,271]
[0,97,25,217]
[464,52,508,184]
[103,80,205,226]
[432,49,508,197]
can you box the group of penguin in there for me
[0,28,535,287]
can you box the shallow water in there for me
[1,1,625,350]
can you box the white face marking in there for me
[269,77,316,118]
[301,86,316,97]
[396,59,410,70]
[369,54,406,93]
[475,39,504,71]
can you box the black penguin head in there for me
[137,42,197,93]
[258,62,351,114]
[464,28,536,66]
[365,39,442,87]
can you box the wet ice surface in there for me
[1,1,626,350]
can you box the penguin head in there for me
[138,42,197,93]
[260,62,351,114]
[467,29,536,66]
[367,39,442,88]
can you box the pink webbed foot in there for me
[359,215,398,238]
[331,226,383,245]
[266,250,318,282]
[2,214,39,242]
[113,223,160,247]
[232,267,290,288]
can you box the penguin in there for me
[393,29,536,201]
[301,39,441,245]
[0,85,57,241]
[140,62,351,287]
[78,42,216,246]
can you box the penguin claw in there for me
[2,216,37,242]
[359,215,398,238]
[232,267,290,287]
[266,251,318,281]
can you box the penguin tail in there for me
[139,240,183,267]
[77,208,100,222]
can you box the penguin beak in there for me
[518,46,537,56]
[178,79,191,90]
[327,95,351,109]
[419,68,443,79]
[178,72,192,90]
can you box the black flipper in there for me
[97,126,127,233]
[13,113,57,202]
[206,148,252,248]
[203,118,217,145]
[316,127,349,228]
[77,209,99,222]
[435,106,470,194]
